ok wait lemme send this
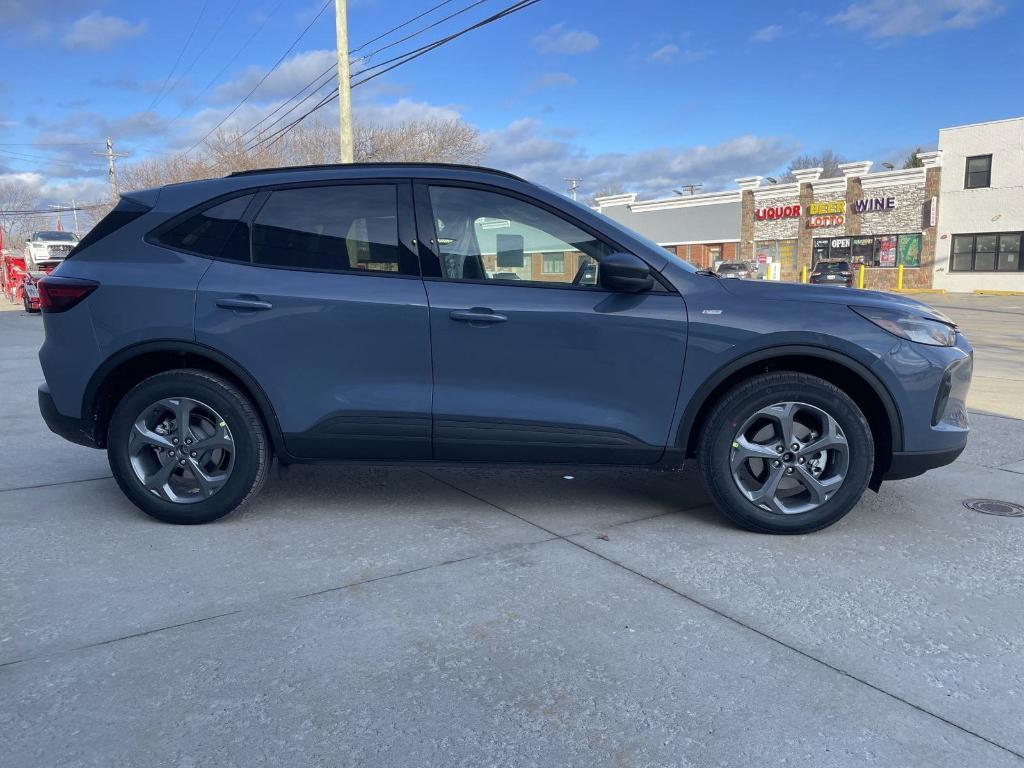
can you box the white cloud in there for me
[212,49,336,104]
[830,0,1003,38]
[648,44,679,63]
[532,23,598,55]
[750,24,783,42]
[354,98,462,125]
[483,118,796,199]
[64,12,147,50]
[529,72,577,91]
[646,43,709,64]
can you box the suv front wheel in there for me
[698,372,874,534]
[107,369,270,524]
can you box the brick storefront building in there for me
[739,155,942,289]
[593,156,941,288]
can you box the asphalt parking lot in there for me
[2,295,1023,767]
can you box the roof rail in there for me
[227,162,526,181]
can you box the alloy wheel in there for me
[128,397,235,504]
[729,401,849,515]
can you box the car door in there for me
[193,180,433,460]
[414,181,687,464]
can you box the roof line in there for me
[227,162,526,180]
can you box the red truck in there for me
[1,227,71,312]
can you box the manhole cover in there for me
[963,499,1024,517]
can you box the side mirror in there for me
[599,252,654,293]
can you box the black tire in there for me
[107,369,270,524]
[697,372,874,534]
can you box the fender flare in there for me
[675,343,904,455]
[83,339,288,457]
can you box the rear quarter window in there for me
[157,194,255,261]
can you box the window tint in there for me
[252,185,407,274]
[160,194,253,261]
[965,155,991,189]
[427,186,613,286]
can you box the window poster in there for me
[877,235,898,267]
[898,234,921,268]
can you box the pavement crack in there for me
[0,610,243,669]
[421,469,1024,763]
[0,474,113,494]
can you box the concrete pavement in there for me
[2,299,1023,767]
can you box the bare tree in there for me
[117,117,485,196]
[0,177,40,250]
[781,149,845,182]
[588,182,625,206]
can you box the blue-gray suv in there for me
[37,163,973,533]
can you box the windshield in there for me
[34,231,78,242]
[817,261,851,273]
[717,263,748,272]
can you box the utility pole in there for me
[334,0,354,163]
[49,201,80,234]
[565,177,582,201]
[675,183,703,196]
[94,138,128,198]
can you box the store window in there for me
[897,234,922,267]
[964,155,992,189]
[949,232,1023,272]
[812,238,830,264]
[707,245,722,264]
[542,253,565,274]
[851,236,874,265]
[828,237,851,262]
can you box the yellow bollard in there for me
[857,263,866,289]
[897,264,904,291]
[800,265,808,284]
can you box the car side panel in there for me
[40,235,209,419]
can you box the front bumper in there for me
[884,445,966,480]
[38,383,99,448]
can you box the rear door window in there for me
[158,194,254,261]
[252,184,414,275]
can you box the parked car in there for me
[810,259,854,287]
[37,163,972,533]
[24,230,79,270]
[716,261,755,279]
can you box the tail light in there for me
[37,276,98,313]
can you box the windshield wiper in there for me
[696,269,721,278]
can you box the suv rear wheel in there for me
[107,369,269,524]
[698,372,874,534]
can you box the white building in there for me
[933,117,1024,292]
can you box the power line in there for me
[249,0,541,153]
[354,0,488,63]
[349,0,457,54]
[155,0,246,111]
[236,0,485,145]
[228,1,471,147]
[183,0,333,155]
[165,0,291,128]
[148,0,211,111]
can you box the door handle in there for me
[449,309,507,324]
[216,297,273,312]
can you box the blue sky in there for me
[1,0,1022,213]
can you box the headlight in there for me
[850,306,957,346]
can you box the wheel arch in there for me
[678,345,903,490]
[83,340,287,458]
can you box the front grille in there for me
[46,245,73,259]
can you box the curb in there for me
[973,289,1024,296]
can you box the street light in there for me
[882,162,895,170]
[766,176,778,184]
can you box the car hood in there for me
[715,276,954,324]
